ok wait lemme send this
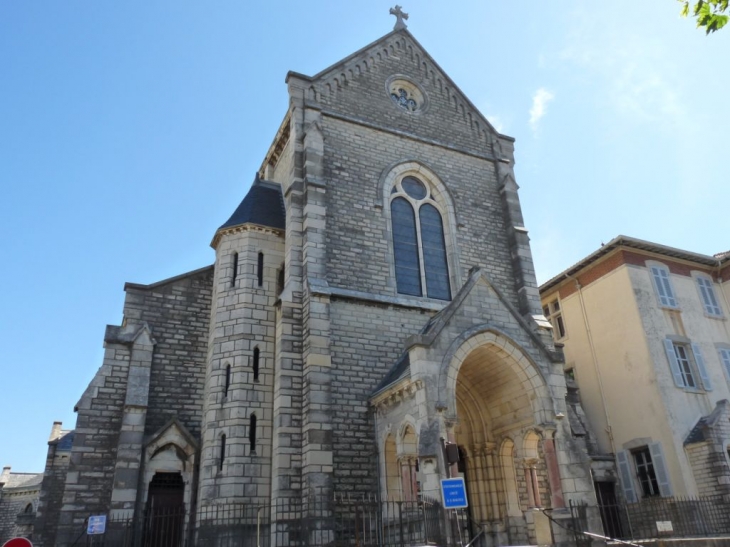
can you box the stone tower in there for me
[199,176,285,503]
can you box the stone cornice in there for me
[210,223,284,249]
[371,378,423,411]
[322,110,500,163]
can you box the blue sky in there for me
[1,1,728,472]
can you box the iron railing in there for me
[595,494,730,540]
[57,495,452,547]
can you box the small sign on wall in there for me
[656,521,673,533]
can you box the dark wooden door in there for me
[144,472,185,547]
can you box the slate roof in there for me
[2,473,43,490]
[218,174,285,232]
[685,399,729,445]
[541,235,730,294]
[373,352,411,394]
[53,430,75,451]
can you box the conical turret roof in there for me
[217,174,285,232]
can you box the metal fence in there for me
[595,494,730,540]
[60,495,455,547]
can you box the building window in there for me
[650,264,678,308]
[257,252,264,287]
[249,414,257,454]
[219,434,226,471]
[543,299,566,339]
[253,347,260,382]
[663,339,712,391]
[224,364,231,397]
[617,443,672,502]
[719,348,730,379]
[633,447,660,497]
[697,276,722,316]
[231,252,239,288]
[390,176,450,300]
[674,343,696,388]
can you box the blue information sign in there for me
[441,477,468,509]
[87,515,107,535]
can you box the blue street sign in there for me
[441,477,468,509]
[87,515,107,535]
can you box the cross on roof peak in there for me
[389,5,409,30]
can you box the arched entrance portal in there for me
[448,334,553,544]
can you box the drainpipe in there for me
[716,259,730,340]
[571,275,618,457]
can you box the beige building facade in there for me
[540,236,730,503]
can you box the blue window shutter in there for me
[652,266,677,307]
[698,277,722,315]
[719,349,730,380]
[663,340,685,388]
[616,451,637,503]
[691,343,712,391]
[649,442,673,497]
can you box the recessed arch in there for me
[438,326,551,424]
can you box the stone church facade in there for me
[35,13,603,547]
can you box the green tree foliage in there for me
[680,0,729,33]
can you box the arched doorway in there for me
[447,334,552,544]
[144,472,185,547]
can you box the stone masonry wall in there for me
[123,267,214,440]
[35,445,71,547]
[0,492,37,543]
[321,117,516,309]
[56,344,128,539]
[329,298,435,493]
[315,32,496,160]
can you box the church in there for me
[32,8,604,547]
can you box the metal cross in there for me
[389,5,409,30]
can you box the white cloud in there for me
[529,88,554,134]
[557,8,691,131]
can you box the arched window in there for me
[390,176,450,300]
[253,347,260,382]
[249,414,257,454]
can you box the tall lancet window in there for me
[390,176,450,300]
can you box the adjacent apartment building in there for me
[540,236,730,503]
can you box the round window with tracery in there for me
[386,77,426,113]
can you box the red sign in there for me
[2,539,33,547]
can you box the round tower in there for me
[199,174,285,504]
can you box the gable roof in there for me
[540,235,730,295]
[685,399,729,445]
[287,27,510,143]
[372,267,560,397]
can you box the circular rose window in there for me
[386,76,426,113]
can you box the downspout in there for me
[571,275,618,457]
[716,259,730,340]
